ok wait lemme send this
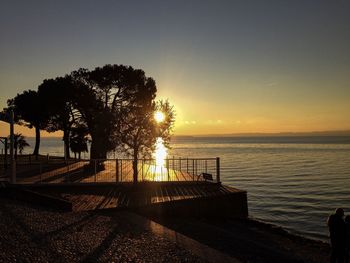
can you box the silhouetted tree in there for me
[70,124,89,159]
[71,64,157,160]
[4,64,175,169]
[38,76,80,159]
[6,90,49,158]
[119,99,175,183]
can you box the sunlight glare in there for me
[154,111,165,123]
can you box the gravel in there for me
[0,198,205,263]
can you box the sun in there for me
[154,111,165,123]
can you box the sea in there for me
[2,135,350,242]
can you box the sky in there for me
[0,0,350,136]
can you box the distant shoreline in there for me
[3,135,350,146]
[175,130,350,138]
[18,133,350,139]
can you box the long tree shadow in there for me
[16,162,69,181]
[39,163,106,183]
[34,213,97,242]
[80,218,122,262]
[0,200,66,259]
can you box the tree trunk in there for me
[33,126,40,160]
[14,146,18,159]
[63,129,70,159]
[89,135,108,174]
[78,152,81,160]
[90,135,108,160]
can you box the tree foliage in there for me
[38,76,79,158]
[71,64,157,159]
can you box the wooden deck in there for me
[3,158,248,218]
[26,182,248,218]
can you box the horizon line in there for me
[19,129,350,138]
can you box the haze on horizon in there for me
[1,1,349,136]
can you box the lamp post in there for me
[0,137,8,170]
[9,110,15,183]
[0,110,16,183]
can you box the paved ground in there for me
[0,197,205,263]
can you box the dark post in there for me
[216,157,221,183]
[116,159,119,183]
[166,158,170,180]
[186,158,188,173]
[195,159,197,176]
[179,157,181,172]
[192,159,195,180]
[10,110,16,184]
[141,158,145,181]
[67,161,70,182]
[40,166,42,183]
[94,160,97,182]
[4,138,8,170]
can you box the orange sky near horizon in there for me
[1,111,350,138]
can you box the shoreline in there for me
[246,217,329,246]
[248,216,329,244]
[150,215,331,263]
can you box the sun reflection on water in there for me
[154,137,167,167]
[152,137,168,181]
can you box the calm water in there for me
[3,136,350,242]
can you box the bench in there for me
[201,172,213,181]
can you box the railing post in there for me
[67,161,70,183]
[40,165,42,184]
[216,157,221,183]
[166,158,170,180]
[142,158,144,181]
[195,159,197,176]
[94,160,97,182]
[120,160,123,182]
[39,162,42,183]
[179,157,181,172]
[192,159,195,180]
[166,165,169,181]
[9,110,16,184]
[186,158,189,173]
[116,159,119,183]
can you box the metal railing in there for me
[5,157,220,184]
